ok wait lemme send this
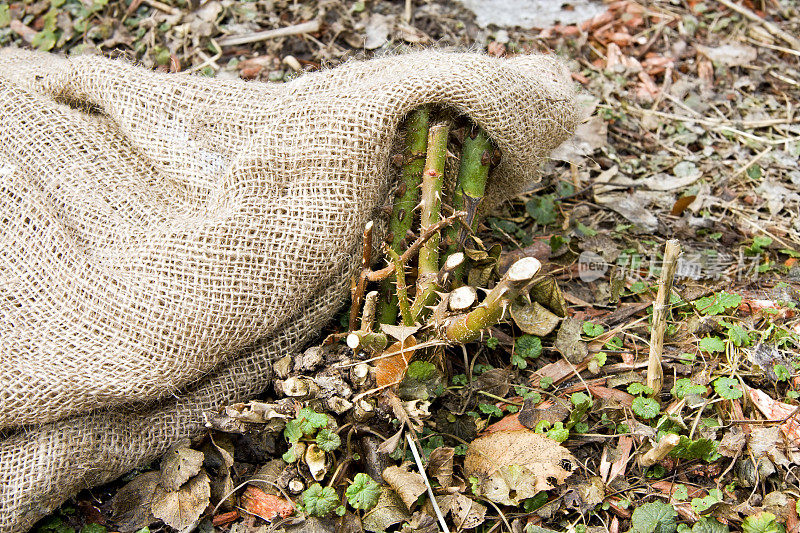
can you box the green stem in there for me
[378,107,430,324]
[411,120,450,320]
[386,249,413,327]
[445,126,492,284]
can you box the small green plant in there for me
[670,436,720,462]
[745,236,773,256]
[693,292,742,315]
[691,488,722,513]
[567,392,593,429]
[632,397,660,419]
[699,336,725,353]
[315,429,341,452]
[671,378,706,399]
[773,364,790,382]
[534,420,569,442]
[628,382,653,396]
[302,483,340,517]
[283,407,333,462]
[512,335,542,369]
[630,500,677,533]
[713,377,742,400]
[345,473,380,511]
[582,321,604,337]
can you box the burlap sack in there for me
[0,47,577,531]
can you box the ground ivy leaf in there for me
[526,195,557,225]
[671,378,706,399]
[315,428,341,452]
[284,420,303,443]
[632,397,660,419]
[694,292,742,315]
[713,377,742,399]
[692,517,730,533]
[670,436,720,462]
[630,501,677,533]
[699,336,725,353]
[582,321,604,337]
[297,407,329,435]
[345,473,381,511]
[301,483,339,517]
[742,512,784,533]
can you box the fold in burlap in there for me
[0,48,577,531]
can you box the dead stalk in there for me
[646,239,681,395]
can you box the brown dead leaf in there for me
[555,317,589,364]
[362,487,410,532]
[375,336,416,388]
[464,430,576,505]
[151,470,211,530]
[382,463,427,510]
[426,447,454,488]
[518,398,570,429]
[240,485,294,521]
[111,471,159,532]
[671,195,697,216]
[449,493,486,529]
[529,277,568,317]
[160,442,204,491]
[748,386,800,442]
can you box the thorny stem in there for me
[367,212,465,282]
[411,120,450,320]
[442,257,541,343]
[379,108,431,324]
[386,248,413,327]
[646,239,681,395]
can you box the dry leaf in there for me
[160,443,205,491]
[375,336,416,388]
[696,44,757,67]
[111,471,159,532]
[382,463,427,510]
[464,430,576,505]
[362,487,410,533]
[426,447,454,488]
[305,444,329,481]
[529,277,568,317]
[555,317,589,364]
[151,470,211,530]
[449,493,487,529]
[511,300,561,336]
[240,485,294,521]
[748,386,800,442]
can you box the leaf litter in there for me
[13,0,800,531]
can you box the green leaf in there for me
[35,517,76,533]
[315,429,341,452]
[406,360,436,381]
[630,501,677,533]
[512,335,542,369]
[302,483,340,517]
[582,321,604,337]
[727,324,750,347]
[694,292,742,315]
[632,397,660,419]
[773,364,790,382]
[284,420,303,443]
[713,377,742,400]
[628,382,653,396]
[297,407,329,435]
[570,392,592,409]
[80,526,107,533]
[31,30,58,51]
[486,337,499,349]
[546,421,569,442]
[742,512,785,533]
[672,484,688,501]
[0,4,10,28]
[691,489,723,513]
[478,403,502,417]
[670,436,720,462]
[699,337,725,353]
[282,443,302,463]
[692,517,730,533]
[671,378,707,399]
[526,195,557,225]
[345,473,381,511]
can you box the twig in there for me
[405,434,450,533]
[646,240,681,395]
[349,221,374,331]
[217,20,321,47]
[367,213,464,282]
[717,0,800,51]
[144,0,180,16]
[361,291,378,332]
[346,331,388,352]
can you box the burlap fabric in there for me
[0,47,577,531]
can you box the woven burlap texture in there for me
[0,47,577,531]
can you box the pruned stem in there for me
[646,239,681,395]
[379,108,430,324]
[346,331,389,353]
[442,257,541,343]
[386,248,413,327]
[638,433,680,467]
[361,291,379,332]
[411,121,450,320]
